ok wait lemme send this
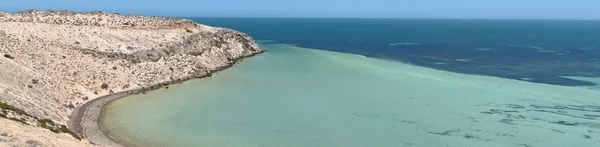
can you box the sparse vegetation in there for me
[3,54,15,59]
[122,22,136,27]
[10,108,31,118]
[38,119,60,133]
[26,140,41,145]
[0,102,13,110]
[0,102,30,124]
[101,83,109,89]
[60,125,81,140]
[187,51,202,56]
[38,119,55,126]
[32,79,39,84]
[0,115,83,140]
[0,102,32,117]
[9,117,27,124]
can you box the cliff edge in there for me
[0,10,261,146]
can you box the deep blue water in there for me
[191,18,600,86]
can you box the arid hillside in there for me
[0,10,261,146]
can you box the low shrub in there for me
[3,54,14,59]
[0,102,12,109]
[60,125,82,140]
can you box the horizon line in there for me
[3,9,599,21]
[180,16,600,21]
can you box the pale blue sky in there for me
[1,0,599,19]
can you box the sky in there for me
[1,0,600,19]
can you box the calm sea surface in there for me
[195,18,600,87]
[101,19,600,147]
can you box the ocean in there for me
[196,18,600,87]
[100,18,600,147]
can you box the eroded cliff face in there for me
[0,10,261,146]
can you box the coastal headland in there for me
[0,10,261,146]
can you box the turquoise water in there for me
[102,19,600,146]
[102,44,600,147]
[194,18,600,87]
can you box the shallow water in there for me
[102,44,600,147]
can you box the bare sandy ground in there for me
[0,118,99,147]
[0,10,261,146]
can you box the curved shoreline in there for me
[68,51,264,146]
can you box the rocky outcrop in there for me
[0,10,262,146]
